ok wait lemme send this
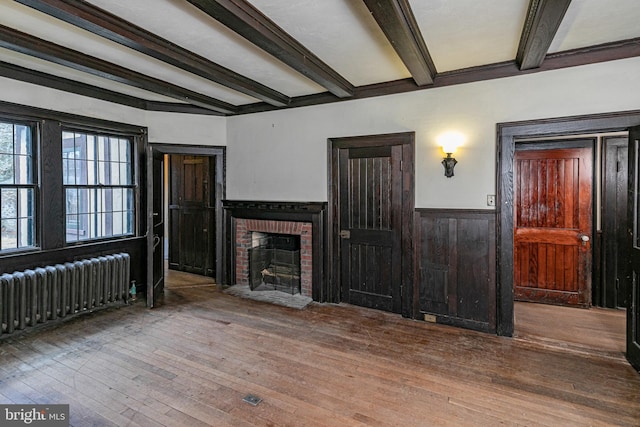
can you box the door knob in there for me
[578,234,590,246]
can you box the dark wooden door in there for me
[339,145,402,313]
[147,147,164,308]
[168,155,215,277]
[627,125,640,372]
[602,136,629,308]
[514,146,593,306]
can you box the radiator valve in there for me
[130,280,137,301]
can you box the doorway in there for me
[148,144,225,299]
[497,112,640,371]
[328,132,414,317]
[167,154,216,277]
[512,135,627,355]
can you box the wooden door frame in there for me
[149,143,225,285]
[327,132,415,318]
[497,110,640,336]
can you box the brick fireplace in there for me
[235,218,313,297]
[224,201,327,301]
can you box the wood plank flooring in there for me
[1,281,639,426]
[514,301,627,360]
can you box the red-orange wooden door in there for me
[514,146,593,306]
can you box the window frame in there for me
[62,127,138,245]
[0,117,39,254]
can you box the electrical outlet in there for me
[487,195,496,206]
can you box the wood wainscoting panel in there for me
[415,209,496,332]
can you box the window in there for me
[62,130,134,242]
[0,120,36,251]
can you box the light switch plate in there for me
[487,195,496,206]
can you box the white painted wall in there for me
[0,77,227,146]
[3,57,640,209]
[226,57,640,208]
[145,111,226,145]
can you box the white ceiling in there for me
[0,0,639,114]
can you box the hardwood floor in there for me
[1,283,639,426]
[514,301,627,360]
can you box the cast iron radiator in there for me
[0,252,130,336]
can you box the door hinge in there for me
[400,160,403,171]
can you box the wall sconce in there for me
[442,152,457,178]
[437,131,465,178]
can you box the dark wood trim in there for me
[144,102,225,116]
[327,132,414,317]
[151,144,226,285]
[497,110,640,337]
[222,201,327,301]
[185,0,354,98]
[237,37,640,115]
[517,0,572,70]
[0,25,237,114]
[15,0,290,107]
[362,0,435,86]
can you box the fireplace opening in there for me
[248,232,301,294]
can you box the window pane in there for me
[66,214,78,242]
[110,137,120,162]
[0,154,13,184]
[112,210,123,235]
[66,188,78,215]
[77,188,89,214]
[97,136,108,161]
[1,218,17,249]
[98,161,107,185]
[15,125,31,156]
[18,218,33,247]
[74,133,86,160]
[14,155,32,184]
[1,188,16,219]
[113,188,123,212]
[79,213,90,240]
[0,123,13,154]
[18,188,33,218]
[120,139,130,163]
[121,163,130,185]
[62,155,74,185]
[110,161,120,185]
[76,158,87,185]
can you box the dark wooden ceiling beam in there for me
[14,0,289,107]
[0,61,222,115]
[517,0,572,70]
[0,24,237,114]
[362,0,436,86]
[185,0,355,98]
